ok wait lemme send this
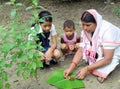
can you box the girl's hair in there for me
[38,10,52,23]
[63,20,75,29]
[81,12,96,23]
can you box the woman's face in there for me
[64,26,75,38]
[40,22,52,33]
[81,21,96,33]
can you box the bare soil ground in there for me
[0,0,120,89]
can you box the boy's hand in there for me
[45,48,52,61]
[75,43,80,49]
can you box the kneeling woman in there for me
[64,9,120,83]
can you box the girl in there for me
[64,9,120,83]
[60,20,80,61]
[28,10,61,68]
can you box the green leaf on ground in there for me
[46,70,85,89]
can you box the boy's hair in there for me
[38,10,52,23]
[63,20,75,29]
[81,12,96,23]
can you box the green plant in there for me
[113,5,120,17]
[25,0,45,11]
[0,0,45,89]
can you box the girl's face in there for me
[81,21,96,33]
[40,22,52,33]
[64,26,75,38]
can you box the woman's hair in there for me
[38,10,52,23]
[81,12,96,23]
[63,20,75,29]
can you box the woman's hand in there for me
[76,66,88,79]
[64,68,72,78]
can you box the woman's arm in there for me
[87,49,114,70]
[64,47,83,78]
[69,47,83,70]
[76,49,114,79]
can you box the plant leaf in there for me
[15,3,22,7]
[10,9,17,18]
[22,73,27,80]
[5,83,11,89]
[25,6,33,11]
[3,71,8,81]
[5,2,13,5]
[32,62,36,70]
[36,5,45,9]
[47,70,64,85]
[46,70,85,89]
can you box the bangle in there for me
[71,61,77,67]
[86,66,94,74]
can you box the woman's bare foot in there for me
[97,77,105,83]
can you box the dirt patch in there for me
[0,0,120,89]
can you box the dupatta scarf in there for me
[81,9,102,63]
[81,9,120,63]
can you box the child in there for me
[60,20,80,61]
[28,10,61,68]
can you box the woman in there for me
[64,9,120,83]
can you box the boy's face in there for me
[40,22,52,33]
[64,26,75,38]
[81,21,96,33]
